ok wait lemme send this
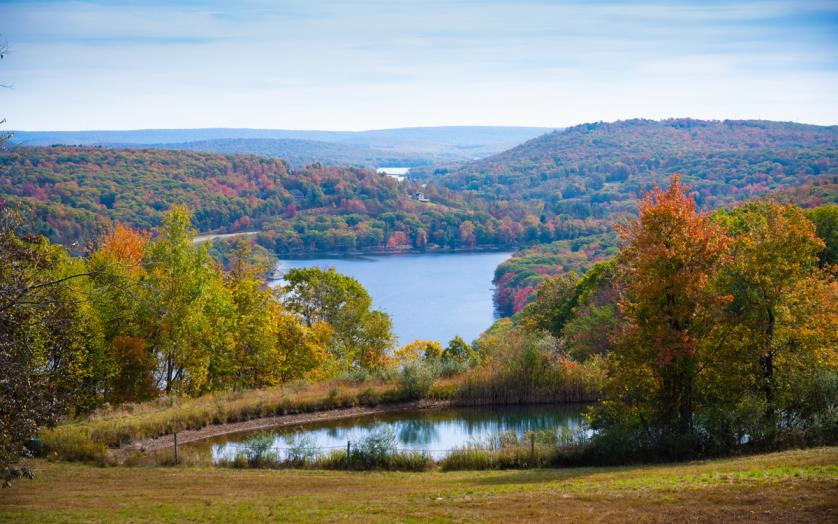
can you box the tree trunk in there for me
[165,354,174,393]
[764,307,776,421]
[679,366,694,435]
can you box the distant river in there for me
[270,252,512,345]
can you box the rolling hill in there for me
[0,145,586,254]
[442,119,838,210]
[8,126,554,165]
[3,119,836,264]
[0,146,409,246]
[121,138,429,169]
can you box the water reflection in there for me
[189,404,586,461]
[396,419,439,446]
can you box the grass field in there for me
[2,447,836,522]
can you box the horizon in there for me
[2,0,837,130]
[9,116,838,134]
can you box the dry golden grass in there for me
[39,380,405,461]
[2,447,836,522]
[38,358,606,464]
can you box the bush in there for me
[241,432,278,466]
[355,427,396,461]
[397,363,437,399]
[337,368,372,384]
[587,370,838,464]
[285,434,319,466]
[455,334,605,405]
[326,427,432,471]
[436,359,469,378]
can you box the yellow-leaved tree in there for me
[712,201,836,421]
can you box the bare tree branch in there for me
[0,272,98,314]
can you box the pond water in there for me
[270,251,512,344]
[192,404,587,462]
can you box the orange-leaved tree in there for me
[88,222,156,402]
[613,175,729,436]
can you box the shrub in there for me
[432,358,468,379]
[285,434,319,466]
[455,334,605,405]
[241,432,278,466]
[397,362,437,399]
[358,387,382,406]
[337,368,372,384]
[352,426,397,464]
[329,427,432,471]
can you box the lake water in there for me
[193,405,586,462]
[270,252,512,344]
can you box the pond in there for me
[191,404,587,462]
[270,251,512,344]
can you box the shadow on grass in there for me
[459,458,721,486]
[461,466,611,486]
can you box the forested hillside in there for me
[4,120,836,259]
[0,147,406,246]
[771,175,838,207]
[443,119,837,208]
[493,234,618,314]
[0,146,603,252]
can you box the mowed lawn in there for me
[2,448,836,523]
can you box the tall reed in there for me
[39,380,405,462]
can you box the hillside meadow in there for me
[1,447,836,522]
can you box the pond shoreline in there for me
[113,399,455,462]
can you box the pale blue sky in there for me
[1,0,837,130]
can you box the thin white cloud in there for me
[0,0,835,129]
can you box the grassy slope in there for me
[39,381,408,459]
[2,448,836,522]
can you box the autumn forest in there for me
[3,116,837,478]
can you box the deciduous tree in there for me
[0,205,106,484]
[613,176,729,435]
[281,267,394,369]
[713,201,831,419]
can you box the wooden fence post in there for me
[174,432,179,465]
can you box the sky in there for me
[1,0,837,131]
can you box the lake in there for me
[270,251,512,344]
[191,404,586,462]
